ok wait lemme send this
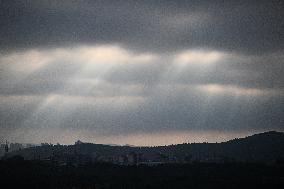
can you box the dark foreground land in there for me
[1,159,284,189]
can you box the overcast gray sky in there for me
[0,0,283,146]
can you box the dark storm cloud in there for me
[173,52,284,89]
[0,0,283,54]
[1,86,282,137]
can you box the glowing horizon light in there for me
[3,128,277,147]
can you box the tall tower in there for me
[5,140,9,153]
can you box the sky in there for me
[0,0,283,146]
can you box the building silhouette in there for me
[5,140,9,153]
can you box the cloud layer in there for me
[1,0,283,54]
[0,1,283,145]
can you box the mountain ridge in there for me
[4,131,284,164]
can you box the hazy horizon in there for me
[2,130,284,147]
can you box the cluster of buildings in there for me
[33,150,195,166]
[45,152,228,166]
[45,152,142,166]
[0,141,37,157]
[2,140,229,165]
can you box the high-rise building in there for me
[5,140,9,153]
[10,143,23,152]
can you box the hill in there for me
[4,131,284,164]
